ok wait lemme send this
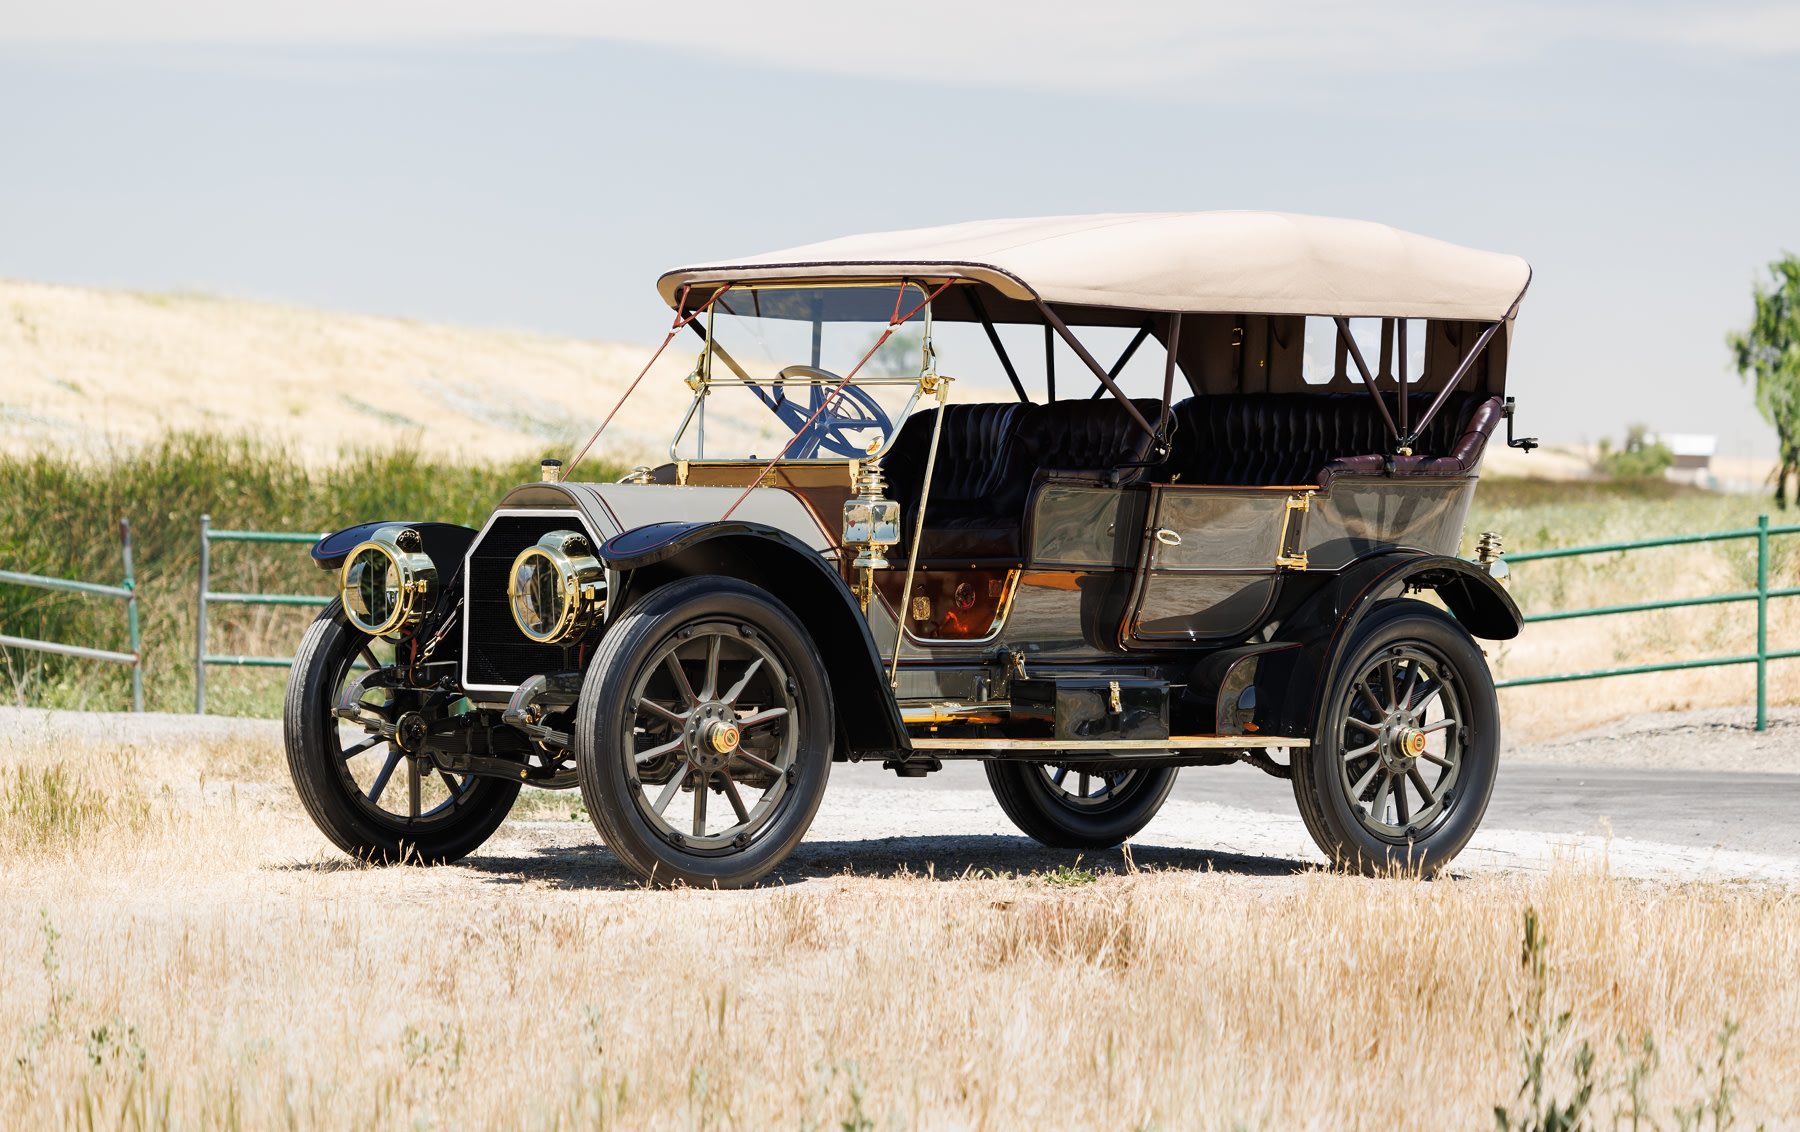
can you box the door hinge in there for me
[1276,491,1312,570]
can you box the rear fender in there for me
[1269,552,1519,738]
[602,521,907,755]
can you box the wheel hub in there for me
[1378,711,1424,774]
[395,711,428,754]
[683,702,740,772]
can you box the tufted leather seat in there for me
[1162,392,1499,487]
[884,402,1030,562]
[885,398,1160,563]
[1013,398,1164,475]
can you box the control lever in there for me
[1503,397,1538,452]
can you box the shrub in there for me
[1597,426,1675,481]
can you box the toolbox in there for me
[1009,676,1170,741]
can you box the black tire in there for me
[283,600,519,864]
[573,577,833,888]
[1291,598,1499,876]
[985,761,1178,850]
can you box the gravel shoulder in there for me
[1500,704,1800,773]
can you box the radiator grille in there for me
[463,513,601,690]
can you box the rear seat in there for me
[1162,392,1500,487]
[879,391,1501,565]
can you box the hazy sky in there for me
[3,2,1799,456]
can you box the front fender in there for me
[311,520,479,572]
[602,520,907,756]
[599,519,818,570]
[1271,552,1520,737]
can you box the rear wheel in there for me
[283,601,519,864]
[985,761,1177,849]
[1291,599,1498,876]
[573,577,833,888]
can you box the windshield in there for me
[672,282,932,461]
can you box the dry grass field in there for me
[0,278,757,468]
[0,724,1795,1131]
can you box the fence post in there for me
[120,517,142,713]
[1757,513,1769,732]
[195,513,210,715]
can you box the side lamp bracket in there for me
[1503,397,1538,452]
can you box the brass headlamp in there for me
[508,530,606,644]
[340,526,438,637]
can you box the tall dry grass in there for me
[0,730,1795,1130]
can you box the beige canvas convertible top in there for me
[658,211,1531,322]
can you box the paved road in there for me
[9,706,1793,866]
[833,758,1800,860]
[1172,760,1800,859]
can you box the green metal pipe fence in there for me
[11,511,1783,722]
[1494,514,1800,731]
[0,517,144,711]
[194,514,332,714]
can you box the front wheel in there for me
[573,577,833,888]
[283,601,520,864]
[1291,599,1499,876]
[985,761,1177,849]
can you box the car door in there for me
[1125,486,1308,644]
[1012,479,1151,653]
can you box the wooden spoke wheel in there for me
[284,601,518,864]
[574,578,833,888]
[1292,599,1499,876]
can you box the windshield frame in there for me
[668,279,942,464]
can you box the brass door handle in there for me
[1154,528,1182,546]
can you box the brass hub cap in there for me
[684,702,741,772]
[1378,716,1425,773]
[708,721,741,754]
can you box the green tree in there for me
[1728,253,1800,507]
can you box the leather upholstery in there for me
[1162,392,1498,487]
[880,391,1501,565]
[884,402,1029,562]
[885,399,1158,563]
[1014,398,1164,475]
[1315,395,1502,484]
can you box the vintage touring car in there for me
[285,211,1536,886]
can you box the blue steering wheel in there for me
[757,365,893,458]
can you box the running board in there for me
[908,736,1309,751]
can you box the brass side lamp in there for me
[842,457,900,612]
